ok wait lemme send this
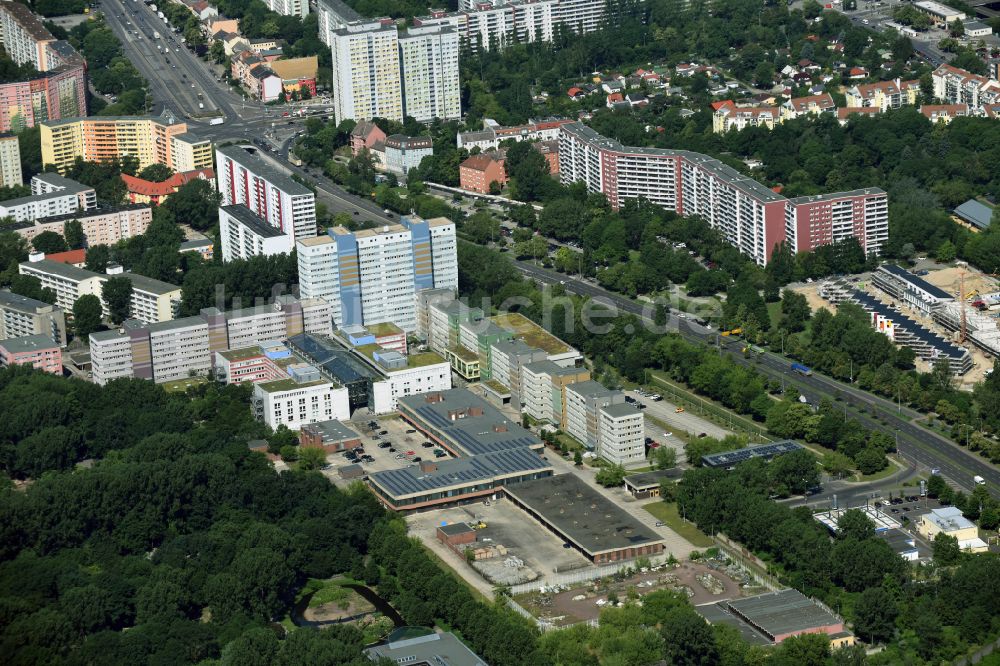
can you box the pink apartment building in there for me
[0,334,62,374]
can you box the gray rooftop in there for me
[702,441,803,468]
[523,359,583,377]
[319,0,362,23]
[954,199,994,230]
[567,379,618,399]
[143,315,208,334]
[877,263,953,300]
[0,289,60,314]
[301,419,359,444]
[505,474,664,557]
[368,447,551,499]
[216,145,312,196]
[491,338,544,358]
[20,258,96,283]
[601,402,641,418]
[397,389,541,456]
[0,334,59,354]
[365,632,487,666]
[921,506,977,532]
[695,602,773,646]
[786,187,887,204]
[221,204,287,239]
[724,589,841,640]
[624,468,682,490]
[179,238,213,250]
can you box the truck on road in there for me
[791,362,812,376]
[975,475,986,485]
[153,31,160,39]
[208,117,224,125]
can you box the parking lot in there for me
[320,415,455,483]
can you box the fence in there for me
[712,535,782,593]
[508,557,670,596]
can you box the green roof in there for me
[257,377,328,393]
[218,346,265,362]
[408,351,447,368]
[368,321,403,336]
[448,345,479,362]
[492,312,571,355]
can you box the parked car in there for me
[422,441,434,448]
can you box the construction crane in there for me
[959,270,968,344]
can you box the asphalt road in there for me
[512,260,1000,497]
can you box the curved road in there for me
[513,259,1000,497]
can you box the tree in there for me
[949,18,965,37]
[661,608,720,666]
[73,294,103,339]
[137,163,174,182]
[936,239,956,263]
[652,446,676,470]
[101,276,133,325]
[837,509,875,541]
[505,141,552,202]
[299,447,327,471]
[63,220,85,249]
[32,230,68,254]
[822,451,854,479]
[595,463,626,487]
[854,447,887,475]
[933,532,962,565]
[853,586,897,644]
[768,449,820,495]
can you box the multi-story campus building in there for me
[397,25,461,123]
[0,134,21,187]
[0,290,66,346]
[218,204,294,262]
[215,145,317,241]
[559,123,889,264]
[712,102,780,134]
[7,205,152,247]
[0,334,62,374]
[40,117,212,174]
[89,295,333,385]
[297,216,458,332]
[19,257,181,324]
[565,380,645,467]
[330,21,461,122]
[383,134,434,176]
[0,174,96,223]
[253,370,350,431]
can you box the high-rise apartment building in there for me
[317,0,363,45]
[330,21,461,122]
[219,205,295,262]
[398,25,461,123]
[0,1,56,71]
[559,123,889,264]
[40,117,212,174]
[297,216,458,332]
[263,0,308,18]
[0,134,21,187]
[0,174,96,223]
[0,289,66,346]
[331,22,404,122]
[215,145,317,241]
[90,295,333,385]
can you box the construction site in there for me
[809,262,1000,388]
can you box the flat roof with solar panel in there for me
[701,441,803,468]
[397,388,543,457]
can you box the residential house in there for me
[781,93,836,120]
[459,151,507,193]
[920,103,970,123]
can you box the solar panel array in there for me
[287,333,381,384]
[702,441,803,468]
[879,263,953,300]
[851,290,968,359]
[369,447,551,497]
[412,403,539,456]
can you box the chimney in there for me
[28,251,44,262]
[105,263,124,275]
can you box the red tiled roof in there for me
[121,168,215,197]
[460,152,504,172]
[46,249,86,265]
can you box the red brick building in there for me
[459,151,507,193]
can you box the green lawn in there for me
[766,301,782,329]
[642,501,714,548]
[854,456,903,482]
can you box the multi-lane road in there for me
[512,260,1000,497]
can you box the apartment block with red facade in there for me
[350,121,387,156]
[0,334,62,374]
[559,122,888,265]
[215,145,316,241]
[785,190,888,256]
